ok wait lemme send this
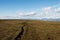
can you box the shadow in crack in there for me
[15,26,24,40]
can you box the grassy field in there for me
[0,20,60,40]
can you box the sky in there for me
[0,0,60,19]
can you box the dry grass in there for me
[0,20,60,40]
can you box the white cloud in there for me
[38,4,60,18]
[42,6,52,14]
[0,16,19,19]
[55,8,60,13]
[18,11,36,17]
[0,3,60,19]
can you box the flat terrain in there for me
[0,20,60,40]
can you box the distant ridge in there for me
[0,18,60,22]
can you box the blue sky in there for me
[0,0,60,19]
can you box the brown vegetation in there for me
[0,20,60,40]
